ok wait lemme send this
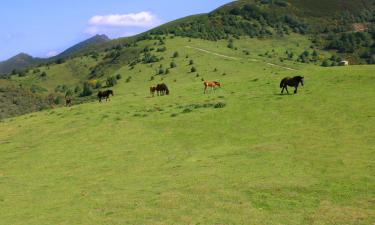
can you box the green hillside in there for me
[0,1,374,223]
[1,35,374,224]
[0,53,43,75]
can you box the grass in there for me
[0,36,374,224]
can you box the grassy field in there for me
[0,36,374,224]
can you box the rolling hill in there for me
[0,53,43,75]
[0,1,374,224]
[1,35,374,224]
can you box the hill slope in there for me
[0,35,374,224]
[54,34,111,59]
[0,53,43,75]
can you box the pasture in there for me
[0,36,374,224]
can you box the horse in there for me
[280,76,304,94]
[98,90,114,102]
[204,81,221,94]
[150,86,157,97]
[155,83,169,96]
[65,97,72,107]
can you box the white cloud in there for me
[88,12,161,27]
[46,51,58,57]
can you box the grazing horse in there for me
[155,83,169,96]
[280,76,304,94]
[204,81,221,94]
[98,90,114,102]
[65,97,72,107]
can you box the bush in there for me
[116,74,122,80]
[157,46,167,52]
[74,86,81,93]
[189,59,194,65]
[40,72,47,77]
[191,67,197,73]
[214,102,226,108]
[173,51,179,58]
[321,60,330,67]
[170,61,177,68]
[81,82,93,97]
[106,76,117,87]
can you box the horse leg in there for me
[294,87,298,94]
[285,86,289,94]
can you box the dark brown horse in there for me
[204,81,221,94]
[280,76,304,94]
[151,83,169,96]
[98,90,114,102]
[65,97,72,107]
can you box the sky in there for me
[0,0,233,61]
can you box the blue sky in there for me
[0,0,233,61]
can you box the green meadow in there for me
[0,36,374,224]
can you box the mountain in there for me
[54,34,111,59]
[0,35,111,76]
[0,53,43,75]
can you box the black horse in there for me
[280,76,304,94]
[155,83,169,96]
[98,90,114,102]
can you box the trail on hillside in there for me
[185,45,297,71]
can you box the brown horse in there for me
[151,83,169,96]
[98,90,114,102]
[280,76,304,94]
[204,81,221,94]
[65,97,72,107]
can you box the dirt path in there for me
[185,45,297,71]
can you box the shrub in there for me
[321,60,330,67]
[173,51,179,58]
[191,67,197,73]
[81,82,93,97]
[157,46,167,52]
[189,59,194,65]
[214,102,226,108]
[74,86,81,93]
[106,76,117,87]
[158,68,165,75]
[116,74,122,80]
[170,61,177,68]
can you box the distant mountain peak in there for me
[54,34,111,59]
